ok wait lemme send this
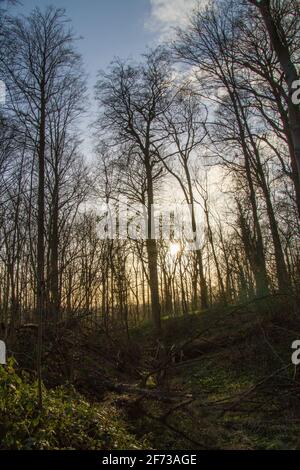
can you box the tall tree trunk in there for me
[49,176,60,320]
[203,198,226,304]
[230,86,269,296]
[185,163,208,310]
[146,162,161,335]
[250,0,300,186]
[254,152,290,291]
[36,82,46,410]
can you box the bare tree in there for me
[95,49,173,335]
[2,6,85,407]
[248,0,300,184]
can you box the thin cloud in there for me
[146,0,207,40]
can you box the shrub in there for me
[0,358,144,450]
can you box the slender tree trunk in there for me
[49,176,60,320]
[203,199,226,304]
[146,162,161,335]
[36,82,46,410]
[230,87,269,296]
[191,203,208,310]
[254,153,290,291]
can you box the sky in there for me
[11,0,200,83]
[9,0,200,155]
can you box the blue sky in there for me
[10,0,200,154]
[10,0,202,82]
[12,0,155,82]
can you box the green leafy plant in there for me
[0,358,145,450]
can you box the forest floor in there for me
[102,295,300,450]
[5,294,300,449]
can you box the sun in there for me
[169,242,181,256]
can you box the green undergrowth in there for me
[0,358,147,450]
[2,295,300,450]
